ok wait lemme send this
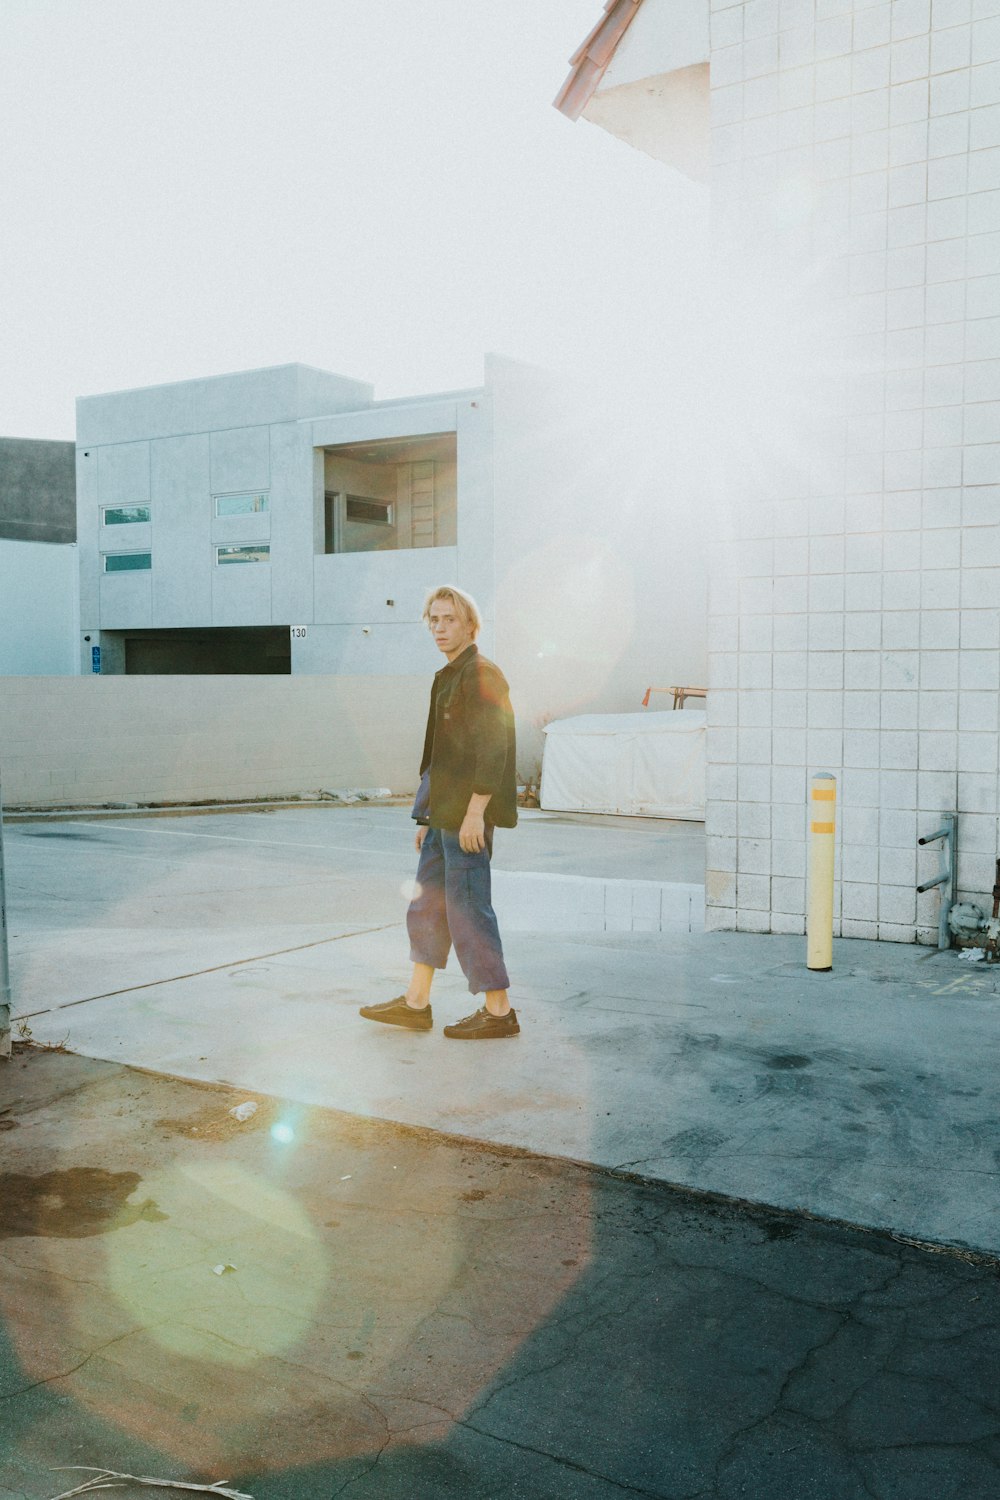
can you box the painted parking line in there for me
[44,821,401,858]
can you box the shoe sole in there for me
[359,1011,432,1031]
[443,1028,520,1040]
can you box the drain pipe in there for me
[0,768,10,1058]
[917,814,957,951]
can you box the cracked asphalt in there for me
[2,1048,999,1500]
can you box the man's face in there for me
[428,598,475,661]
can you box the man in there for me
[360,585,519,1039]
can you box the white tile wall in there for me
[707,0,1000,941]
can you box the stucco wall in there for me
[1,675,427,808]
[0,539,78,675]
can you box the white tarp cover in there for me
[540,710,706,821]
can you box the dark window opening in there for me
[346,495,393,525]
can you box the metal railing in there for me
[917,814,957,952]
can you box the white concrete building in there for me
[559,0,1000,943]
[77,358,707,773]
[77,363,471,679]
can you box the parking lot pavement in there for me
[3,806,699,1007]
[2,1049,999,1500]
[5,804,1000,1256]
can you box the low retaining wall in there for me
[0,674,427,808]
[492,871,705,934]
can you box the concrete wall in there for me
[76,364,373,447]
[697,0,1000,941]
[1,675,428,808]
[0,438,76,543]
[306,546,459,657]
[0,540,78,675]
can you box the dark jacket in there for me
[419,644,517,831]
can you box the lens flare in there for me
[104,1161,328,1366]
[271,1121,295,1144]
[400,878,422,902]
[497,534,636,723]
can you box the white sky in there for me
[1,0,708,440]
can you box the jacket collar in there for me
[436,643,478,679]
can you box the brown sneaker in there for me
[359,995,433,1031]
[443,1006,520,1040]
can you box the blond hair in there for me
[422,585,481,639]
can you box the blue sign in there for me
[91,646,101,674]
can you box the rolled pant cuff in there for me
[463,966,511,996]
[409,948,450,971]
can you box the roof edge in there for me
[553,0,646,121]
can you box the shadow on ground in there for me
[1,1050,998,1500]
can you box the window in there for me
[323,490,398,553]
[214,492,269,517]
[216,543,270,565]
[321,433,456,554]
[346,495,393,525]
[102,506,150,525]
[103,552,151,572]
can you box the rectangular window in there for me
[346,494,393,525]
[102,506,150,525]
[321,436,456,554]
[103,552,152,572]
[215,492,269,517]
[216,544,270,565]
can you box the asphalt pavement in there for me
[2,1048,999,1500]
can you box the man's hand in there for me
[415,825,428,852]
[459,811,486,852]
[459,804,488,853]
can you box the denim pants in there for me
[407,827,510,995]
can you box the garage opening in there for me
[321,433,457,553]
[109,627,291,674]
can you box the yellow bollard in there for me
[807,772,836,971]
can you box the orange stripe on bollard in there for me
[811,788,836,800]
[810,821,835,834]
